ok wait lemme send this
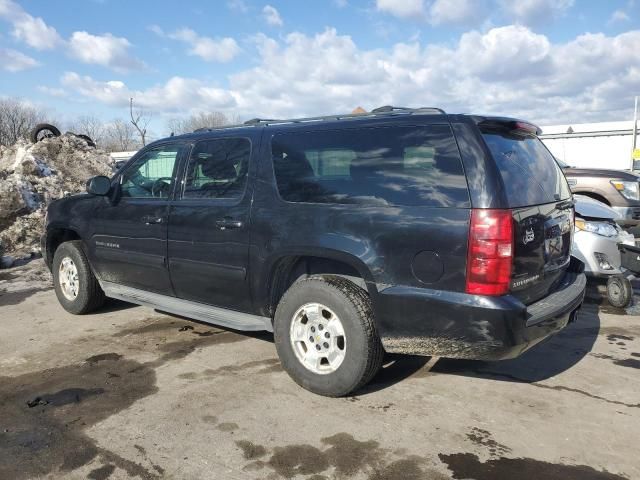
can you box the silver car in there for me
[571,194,635,276]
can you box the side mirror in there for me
[86,175,111,196]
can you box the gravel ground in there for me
[0,260,639,480]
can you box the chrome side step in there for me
[101,281,272,332]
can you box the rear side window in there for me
[482,131,571,207]
[182,138,250,200]
[271,125,469,207]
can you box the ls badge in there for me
[523,228,535,245]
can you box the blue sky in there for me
[1,0,639,137]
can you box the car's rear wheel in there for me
[274,275,384,397]
[53,241,105,314]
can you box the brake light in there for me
[466,209,513,296]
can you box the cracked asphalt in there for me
[0,260,639,479]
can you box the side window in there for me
[271,125,469,207]
[182,138,250,200]
[120,146,182,199]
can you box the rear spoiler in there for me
[477,117,542,136]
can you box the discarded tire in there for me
[30,123,61,143]
[74,134,96,148]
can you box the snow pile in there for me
[0,134,112,264]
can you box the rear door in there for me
[480,125,574,304]
[167,136,254,312]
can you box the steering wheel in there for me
[151,178,172,198]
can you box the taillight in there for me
[466,209,513,296]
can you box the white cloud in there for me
[333,0,348,7]
[227,0,249,12]
[429,0,487,26]
[0,47,39,72]
[68,31,146,72]
[0,0,144,72]
[263,5,284,27]
[61,72,238,112]
[499,0,574,25]
[59,26,640,125]
[167,28,241,62]
[0,0,62,50]
[608,9,630,24]
[376,0,425,19]
[36,85,67,97]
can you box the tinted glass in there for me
[482,131,571,207]
[182,138,250,200]
[271,125,469,207]
[120,146,181,199]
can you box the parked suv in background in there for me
[557,159,640,226]
[42,106,586,396]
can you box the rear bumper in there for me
[375,258,586,360]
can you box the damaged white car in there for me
[572,194,636,306]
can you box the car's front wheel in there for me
[52,240,105,314]
[274,275,384,397]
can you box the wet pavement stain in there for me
[631,352,640,357]
[86,353,123,363]
[87,463,116,480]
[465,427,511,456]
[613,358,640,369]
[0,356,160,480]
[236,440,268,460]
[217,422,239,432]
[268,444,331,478]
[234,433,445,479]
[439,452,628,480]
[607,334,634,343]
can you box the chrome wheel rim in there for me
[58,257,79,301]
[289,303,346,375]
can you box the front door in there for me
[168,136,254,311]
[88,142,186,294]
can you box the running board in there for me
[100,281,272,332]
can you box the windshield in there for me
[482,131,572,207]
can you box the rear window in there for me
[482,131,571,207]
[271,125,469,207]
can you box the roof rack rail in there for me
[191,105,446,132]
[371,105,446,114]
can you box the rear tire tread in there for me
[276,275,384,396]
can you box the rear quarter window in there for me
[271,125,470,207]
[482,131,571,207]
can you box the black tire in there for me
[52,240,105,314]
[606,275,633,308]
[30,123,61,143]
[75,134,96,148]
[274,275,384,397]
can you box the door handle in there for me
[215,218,243,230]
[142,215,164,225]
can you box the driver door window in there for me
[120,146,182,199]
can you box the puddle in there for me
[0,355,159,479]
[439,452,628,480]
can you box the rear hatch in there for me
[480,120,574,305]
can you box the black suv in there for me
[42,106,586,396]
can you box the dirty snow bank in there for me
[0,134,112,265]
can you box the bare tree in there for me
[0,98,41,146]
[103,119,140,152]
[129,97,152,146]
[165,111,234,136]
